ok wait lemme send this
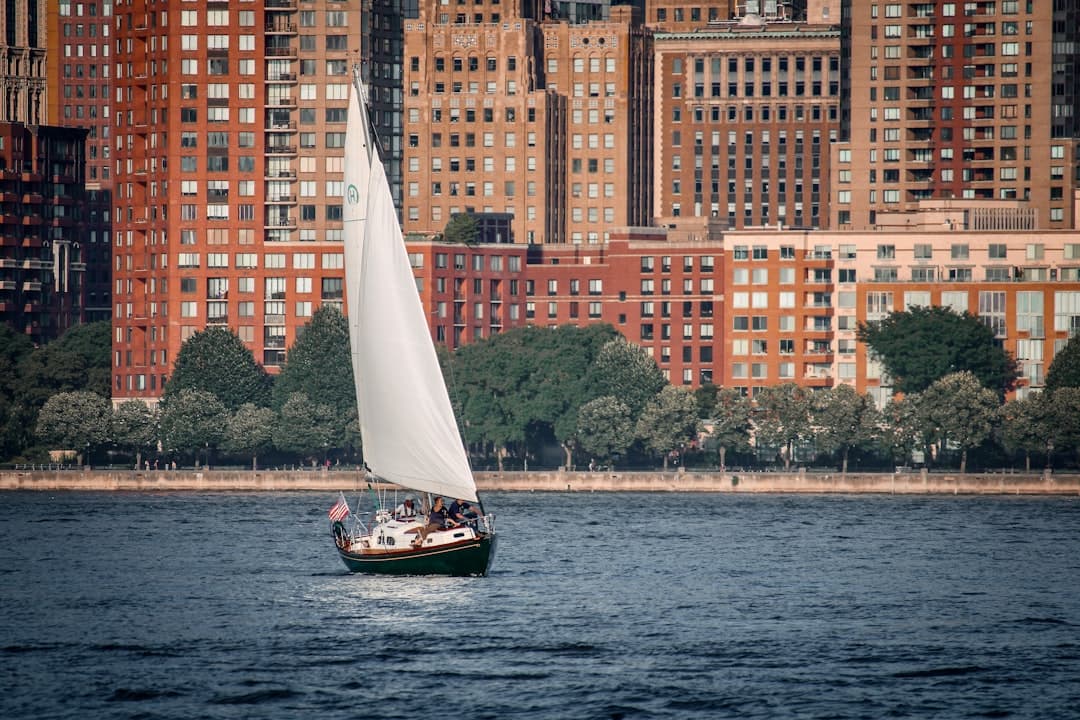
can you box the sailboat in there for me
[328,79,496,576]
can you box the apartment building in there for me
[653,14,840,230]
[0,0,47,126]
[833,0,1080,230]
[401,0,652,245]
[405,204,1080,400]
[410,239,529,348]
[110,0,360,404]
[0,122,88,344]
[46,0,112,324]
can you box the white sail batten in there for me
[345,87,478,503]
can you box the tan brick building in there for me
[653,15,840,230]
[401,1,652,245]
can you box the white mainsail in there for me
[342,82,371,415]
[344,85,478,503]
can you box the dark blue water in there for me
[2,492,1079,719]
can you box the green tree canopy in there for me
[591,336,668,416]
[997,395,1051,471]
[273,392,340,462]
[857,305,1018,395]
[15,320,111,422]
[878,396,922,466]
[111,400,158,468]
[917,371,1000,472]
[158,388,229,466]
[164,327,272,411]
[35,391,111,465]
[443,212,479,245]
[576,396,634,467]
[1040,387,1080,467]
[272,305,355,418]
[636,385,700,470]
[0,324,35,460]
[752,383,812,469]
[1045,335,1080,392]
[811,385,879,474]
[701,387,753,470]
[225,403,277,470]
[450,324,620,467]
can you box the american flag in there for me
[327,493,350,522]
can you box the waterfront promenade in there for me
[2,467,1078,495]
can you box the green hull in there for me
[336,534,496,576]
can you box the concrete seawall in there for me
[2,468,1079,495]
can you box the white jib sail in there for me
[346,88,478,503]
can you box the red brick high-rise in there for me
[111,0,361,403]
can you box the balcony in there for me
[265,0,297,9]
[265,46,297,59]
[267,194,297,204]
[267,72,297,83]
[264,216,296,229]
[266,144,297,156]
[268,96,297,108]
[266,168,296,179]
[265,21,297,34]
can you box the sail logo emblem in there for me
[347,184,360,206]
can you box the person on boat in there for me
[448,498,479,528]
[412,496,456,546]
[393,497,419,521]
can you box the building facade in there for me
[653,15,840,230]
[833,0,1080,230]
[402,200,1080,401]
[401,0,652,245]
[110,0,361,404]
[0,122,88,344]
[0,0,47,125]
[46,0,112,324]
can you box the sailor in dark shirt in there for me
[448,498,478,527]
[413,497,453,546]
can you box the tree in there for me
[443,212,479,245]
[576,396,634,467]
[811,385,879,475]
[272,305,355,420]
[752,383,812,469]
[0,324,34,461]
[451,324,620,468]
[997,396,1052,472]
[163,327,272,411]
[878,396,922,467]
[917,371,1000,473]
[636,386,701,470]
[112,400,158,469]
[1039,387,1080,468]
[273,392,339,463]
[17,321,111,407]
[591,337,667,416]
[857,306,1018,395]
[701,387,752,470]
[35,391,111,465]
[1045,335,1080,392]
[225,403,276,470]
[158,389,229,467]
